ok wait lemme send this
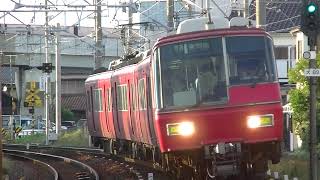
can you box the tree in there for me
[61,107,74,122]
[288,56,320,148]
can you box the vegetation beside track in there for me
[269,149,320,180]
[11,128,89,147]
[52,128,89,147]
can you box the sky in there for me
[0,0,140,27]
[0,0,249,28]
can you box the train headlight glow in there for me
[247,114,274,129]
[167,122,195,136]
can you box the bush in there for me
[11,128,89,147]
[269,149,320,180]
[14,133,46,144]
[53,129,89,147]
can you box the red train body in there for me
[85,21,283,179]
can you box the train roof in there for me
[154,17,268,47]
[85,55,147,83]
[85,70,112,83]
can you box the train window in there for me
[159,37,227,108]
[93,89,103,112]
[138,79,147,110]
[117,85,128,111]
[226,36,276,85]
[153,49,162,109]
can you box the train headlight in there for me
[167,122,195,136]
[247,114,274,128]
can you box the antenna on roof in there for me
[108,50,151,70]
[206,0,212,24]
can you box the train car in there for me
[85,17,283,179]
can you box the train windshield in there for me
[226,36,276,86]
[156,36,276,109]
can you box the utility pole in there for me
[301,1,319,179]
[94,0,103,70]
[187,0,193,18]
[167,0,174,30]
[0,81,3,180]
[127,0,133,54]
[304,39,318,180]
[55,23,61,135]
[9,55,15,140]
[256,0,266,28]
[45,0,50,145]
[244,0,249,18]
[308,41,318,180]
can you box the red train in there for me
[85,17,283,179]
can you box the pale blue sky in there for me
[0,0,240,27]
[0,0,139,27]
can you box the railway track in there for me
[4,152,58,180]
[3,148,99,180]
[3,144,171,180]
[3,144,294,180]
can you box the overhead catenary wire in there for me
[0,0,301,58]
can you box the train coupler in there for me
[204,142,242,177]
[204,142,241,159]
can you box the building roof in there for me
[248,0,301,32]
[61,94,87,111]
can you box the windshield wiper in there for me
[249,77,261,88]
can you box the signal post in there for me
[301,1,319,180]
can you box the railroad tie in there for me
[75,172,91,180]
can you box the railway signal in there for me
[301,0,319,43]
[42,62,53,73]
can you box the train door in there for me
[132,78,143,143]
[137,76,152,144]
[128,80,138,141]
[146,76,157,145]
[112,81,123,139]
[105,85,116,139]
[118,82,131,140]
[102,82,113,138]
[86,86,96,136]
[92,87,103,137]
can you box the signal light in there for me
[307,3,317,13]
[301,1,320,38]
[42,63,53,73]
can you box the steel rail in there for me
[4,144,162,179]
[3,148,99,180]
[4,152,58,180]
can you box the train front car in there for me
[152,23,283,178]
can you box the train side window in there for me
[138,79,147,110]
[93,88,103,112]
[117,85,128,111]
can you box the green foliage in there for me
[288,56,320,148]
[11,128,89,147]
[2,132,11,142]
[61,107,75,122]
[3,158,9,174]
[53,129,89,147]
[269,151,320,180]
[14,133,46,144]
